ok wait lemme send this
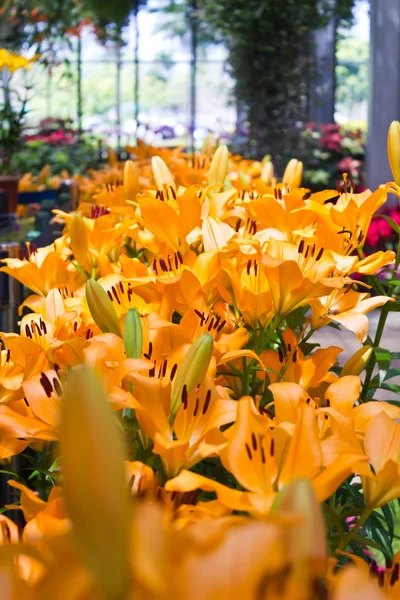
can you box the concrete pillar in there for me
[309,1,337,123]
[367,0,400,190]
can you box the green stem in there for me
[336,507,372,551]
[361,303,391,400]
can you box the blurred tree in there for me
[1,0,147,55]
[162,0,356,164]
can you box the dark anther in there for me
[246,260,251,275]
[391,563,399,586]
[202,389,212,414]
[40,372,53,398]
[107,290,113,301]
[315,247,324,261]
[112,286,121,305]
[378,571,385,588]
[170,364,178,381]
[251,432,258,451]
[216,320,226,333]
[53,378,63,396]
[298,240,305,254]
[25,324,32,339]
[245,443,253,460]
[270,438,275,456]
[278,347,284,363]
[208,318,214,332]
[370,561,378,576]
[162,359,168,378]
[292,349,297,363]
[182,384,188,409]
[235,219,241,232]
[6,349,10,363]
[177,251,183,265]
[193,397,200,417]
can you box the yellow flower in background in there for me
[0,48,33,72]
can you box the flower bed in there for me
[0,135,400,598]
[301,122,365,191]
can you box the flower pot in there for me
[18,189,57,204]
[0,175,20,213]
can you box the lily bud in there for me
[61,368,130,600]
[85,279,122,338]
[208,144,229,187]
[273,479,327,592]
[123,160,138,200]
[70,213,90,273]
[282,158,303,188]
[260,160,274,184]
[341,345,373,377]
[151,156,176,191]
[124,308,142,359]
[201,133,214,157]
[388,121,400,184]
[169,333,214,423]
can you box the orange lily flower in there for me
[309,288,394,342]
[167,396,356,514]
[0,243,77,297]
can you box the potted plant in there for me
[0,48,32,213]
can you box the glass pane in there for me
[135,1,191,62]
[11,63,49,126]
[137,61,191,147]
[49,64,77,122]
[81,61,118,144]
[80,26,118,62]
[120,63,137,145]
[195,61,236,143]
[335,0,369,124]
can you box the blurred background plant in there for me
[14,118,104,175]
[300,122,365,191]
[0,49,32,174]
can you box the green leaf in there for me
[377,214,400,235]
[374,347,391,386]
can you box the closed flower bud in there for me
[201,133,214,157]
[124,308,142,359]
[169,333,214,423]
[61,368,130,600]
[282,158,303,188]
[85,279,122,338]
[388,121,400,185]
[152,156,176,191]
[341,345,373,377]
[208,144,229,187]
[123,160,138,200]
[273,479,327,591]
[70,213,90,273]
[260,160,274,184]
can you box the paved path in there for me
[311,310,400,401]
